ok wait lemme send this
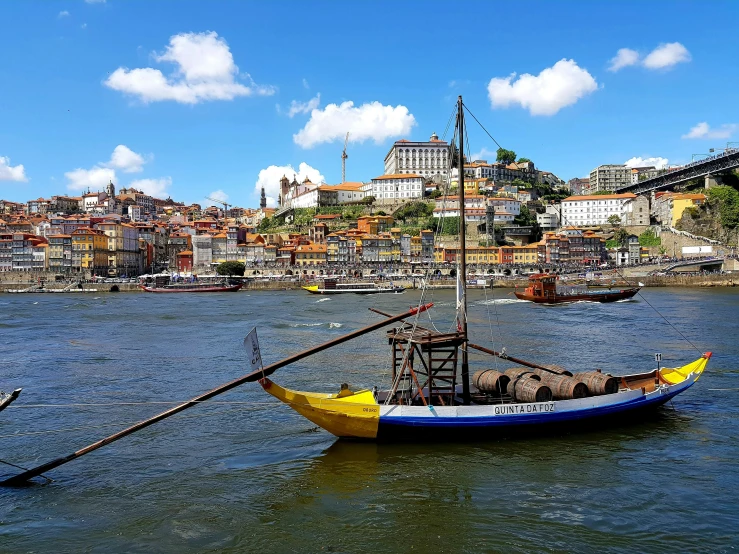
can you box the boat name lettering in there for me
[493,402,554,415]
[362,407,378,413]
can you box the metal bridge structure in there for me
[659,257,724,274]
[615,148,739,195]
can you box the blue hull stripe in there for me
[377,389,682,430]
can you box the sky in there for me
[0,0,737,209]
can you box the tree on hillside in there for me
[216,261,245,276]
[517,157,531,164]
[607,214,622,227]
[613,228,630,247]
[496,147,517,166]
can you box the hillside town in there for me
[0,133,717,278]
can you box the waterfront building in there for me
[383,133,450,179]
[176,250,193,273]
[370,174,426,203]
[623,195,650,226]
[0,232,12,271]
[167,232,191,268]
[420,229,435,264]
[11,233,48,271]
[96,221,140,276]
[47,234,72,272]
[71,227,108,273]
[295,243,327,266]
[192,234,213,271]
[561,193,637,227]
[588,165,630,193]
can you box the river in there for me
[0,288,737,552]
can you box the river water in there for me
[0,288,737,552]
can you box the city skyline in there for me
[1,0,737,208]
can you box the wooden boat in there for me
[514,273,640,304]
[257,96,708,440]
[140,276,242,293]
[0,96,710,486]
[0,388,21,414]
[303,278,405,295]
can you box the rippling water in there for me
[1,288,737,552]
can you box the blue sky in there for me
[0,0,737,208]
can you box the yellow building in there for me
[434,246,499,264]
[295,243,327,266]
[71,227,108,272]
[670,194,706,227]
[511,244,539,264]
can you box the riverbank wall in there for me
[1,273,737,293]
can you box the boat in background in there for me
[140,275,242,293]
[303,278,405,295]
[514,273,640,304]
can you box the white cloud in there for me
[129,177,172,198]
[643,42,691,69]
[625,156,669,169]
[470,147,497,161]
[487,59,598,116]
[255,162,325,206]
[287,94,320,117]
[293,101,416,148]
[107,145,146,173]
[58,10,70,17]
[0,156,28,182]
[104,31,275,104]
[84,0,105,4]
[608,48,639,72]
[208,189,229,203]
[81,23,87,29]
[65,166,116,191]
[302,78,310,90]
[682,122,737,140]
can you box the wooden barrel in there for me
[472,369,510,395]
[538,363,573,377]
[538,373,588,400]
[504,367,540,382]
[573,371,619,395]
[510,375,552,403]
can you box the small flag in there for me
[244,328,263,373]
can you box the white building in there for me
[589,165,631,193]
[370,174,425,203]
[383,133,450,179]
[537,205,561,231]
[192,234,213,270]
[488,197,521,217]
[433,196,518,224]
[561,193,637,227]
[630,166,660,184]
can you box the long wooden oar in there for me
[1,303,433,487]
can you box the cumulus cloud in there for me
[643,42,691,69]
[302,78,310,90]
[208,189,229,203]
[255,162,325,206]
[129,177,172,198]
[65,166,116,191]
[487,59,598,116]
[293,101,416,148]
[286,93,321,117]
[470,147,497,162]
[608,48,639,72]
[682,122,737,140]
[0,156,28,182]
[58,10,70,17]
[104,31,275,104]
[107,145,146,173]
[625,156,669,169]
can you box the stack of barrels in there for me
[472,365,620,402]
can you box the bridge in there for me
[615,148,739,195]
[659,257,724,274]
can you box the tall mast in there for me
[458,95,470,404]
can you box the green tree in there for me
[216,261,245,276]
[707,185,739,228]
[517,157,531,163]
[593,190,613,195]
[496,147,517,166]
[613,228,630,247]
[607,214,622,227]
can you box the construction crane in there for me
[205,196,230,220]
[341,132,349,183]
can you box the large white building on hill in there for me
[561,193,637,227]
[383,133,451,179]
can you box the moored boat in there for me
[514,273,640,303]
[139,276,242,293]
[303,278,405,295]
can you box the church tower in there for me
[260,186,267,209]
